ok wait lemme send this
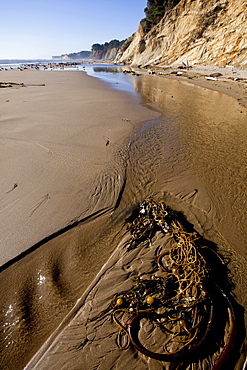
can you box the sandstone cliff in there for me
[115,0,247,67]
[90,47,120,60]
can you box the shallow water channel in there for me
[88,65,247,264]
[1,65,247,369]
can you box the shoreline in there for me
[1,65,247,369]
[1,62,247,108]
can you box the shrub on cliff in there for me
[143,0,181,30]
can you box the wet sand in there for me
[0,69,159,267]
[1,67,247,369]
[0,69,160,368]
[143,64,247,109]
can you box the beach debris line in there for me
[110,198,236,368]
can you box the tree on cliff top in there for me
[91,39,125,52]
[144,0,180,28]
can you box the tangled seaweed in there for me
[110,198,236,369]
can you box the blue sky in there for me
[0,0,146,59]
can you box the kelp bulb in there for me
[116,298,123,306]
[146,296,155,305]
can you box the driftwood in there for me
[0,82,25,88]
[0,82,45,88]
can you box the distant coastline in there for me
[52,50,91,60]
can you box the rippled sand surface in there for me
[1,71,247,369]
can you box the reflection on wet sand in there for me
[1,72,247,369]
[135,74,247,257]
[136,73,247,272]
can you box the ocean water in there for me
[0,59,53,69]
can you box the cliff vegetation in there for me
[142,0,181,31]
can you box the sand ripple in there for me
[1,73,247,369]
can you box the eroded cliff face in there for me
[115,0,247,67]
[90,47,120,60]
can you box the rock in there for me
[210,73,223,77]
[115,0,247,67]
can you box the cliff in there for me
[90,47,120,61]
[115,0,247,67]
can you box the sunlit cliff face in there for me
[116,0,247,67]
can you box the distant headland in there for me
[52,39,126,61]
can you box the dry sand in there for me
[1,66,247,370]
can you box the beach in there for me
[0,68,160,266]
[1,66,247,369]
